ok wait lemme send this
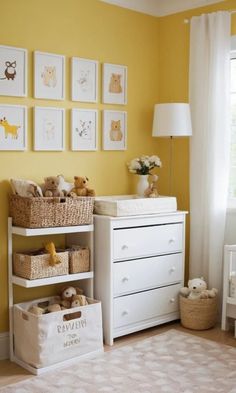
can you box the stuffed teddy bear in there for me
[144,175,159,198]
[180,277,218,300]
[71,294,88,308]
[43,176,64,197]
[70,176,95,197]
[60,286,84,307]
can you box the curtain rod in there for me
[184,9,236,24]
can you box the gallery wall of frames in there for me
[0,45,128,152]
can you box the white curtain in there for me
[189,11,231,293]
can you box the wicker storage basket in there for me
[68,246,90,274]
[13,250,69,280]
[9,195,94,228]
[179,295,218,330]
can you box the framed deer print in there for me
[34,106,65,151]
[71,109,98,151]
[34,51,65,100]
[0,105,27,150]
[102,110,127,150]
[71,57,98,103]
[102,63,127,105]
[0,45,27,97]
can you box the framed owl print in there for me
[0,45,27,97]
[102,63,127,105]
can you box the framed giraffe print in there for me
[0,105,27,150]
[0,45,27,97]
[102,110,127,151]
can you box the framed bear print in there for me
[0,45,27,97]
[71,108,98,151]
[0,104,27,150]
[103,110,127,150]
[103,63,127,105]
[34,51,65,100]
[71,57,98,103]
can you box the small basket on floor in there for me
[179,295,218,330]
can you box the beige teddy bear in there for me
[43,176,64,197]
[70,176,95,197]
[180,277,218,300]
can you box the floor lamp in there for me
[152,103,192,195]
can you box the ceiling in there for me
[100,0,225,17]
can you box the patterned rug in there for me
[1,330,236,393]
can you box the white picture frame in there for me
[71,57,98,103]
[103,63,127,105]
[34,106,65,151]
[103,110,127,151]
[0,105,27,151]
[0,45,27,97]
[71,109,98,151]
[34,51,65,100]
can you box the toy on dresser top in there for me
[28,286,88,316]
[10,175,95,198]
[180,277,218,300]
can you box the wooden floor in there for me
[1,321,236,389]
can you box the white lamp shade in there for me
[152,103,192,137]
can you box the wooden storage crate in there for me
[68,246,90,274]
[13,250,69,280]
[9,195,94,228]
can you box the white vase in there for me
[136,175,149,197]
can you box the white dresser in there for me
[94,211,187,345]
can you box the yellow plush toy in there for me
[45,242,61,266]
[70,176,95,197]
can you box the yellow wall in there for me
[1,0,236,333]
[0,0,160,332]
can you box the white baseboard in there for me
[0,332,9,360]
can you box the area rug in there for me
[1,329,236,393]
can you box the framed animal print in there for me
[102,110,127,150]
[102,63,127,105]
[34,106,65,151]
[71,109,98,151]
[71,57,98,103]
[0,105,27,150]
[34,51,65,100]
[0,45,27,97]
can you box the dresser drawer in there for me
[113,284,181,329]
[113,223,183,261]
[113,253,182,297]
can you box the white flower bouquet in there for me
[127,155,162,175]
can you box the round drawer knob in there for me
[122,276,130,282]
[170,298,175,303]
[121,245,128,250]
[122,310,129,316]
[169,238,175,244]
[170,266,176,273]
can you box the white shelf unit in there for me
[94,211,187,346]
[221,244,236,331]
[8,217,95,375]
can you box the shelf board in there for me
[12,272,94,288]
[227,296,236,305]
[11,224,94,236]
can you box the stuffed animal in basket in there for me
[60,286,84,308]
[71,294,88,307]
[43,176,65,197]
[69,176,95,197]
[144,175,159,198]
[180,277,218,300]
[45,242,61,266]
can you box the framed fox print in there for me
[0,45,27,97]
[102,63,127,105]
